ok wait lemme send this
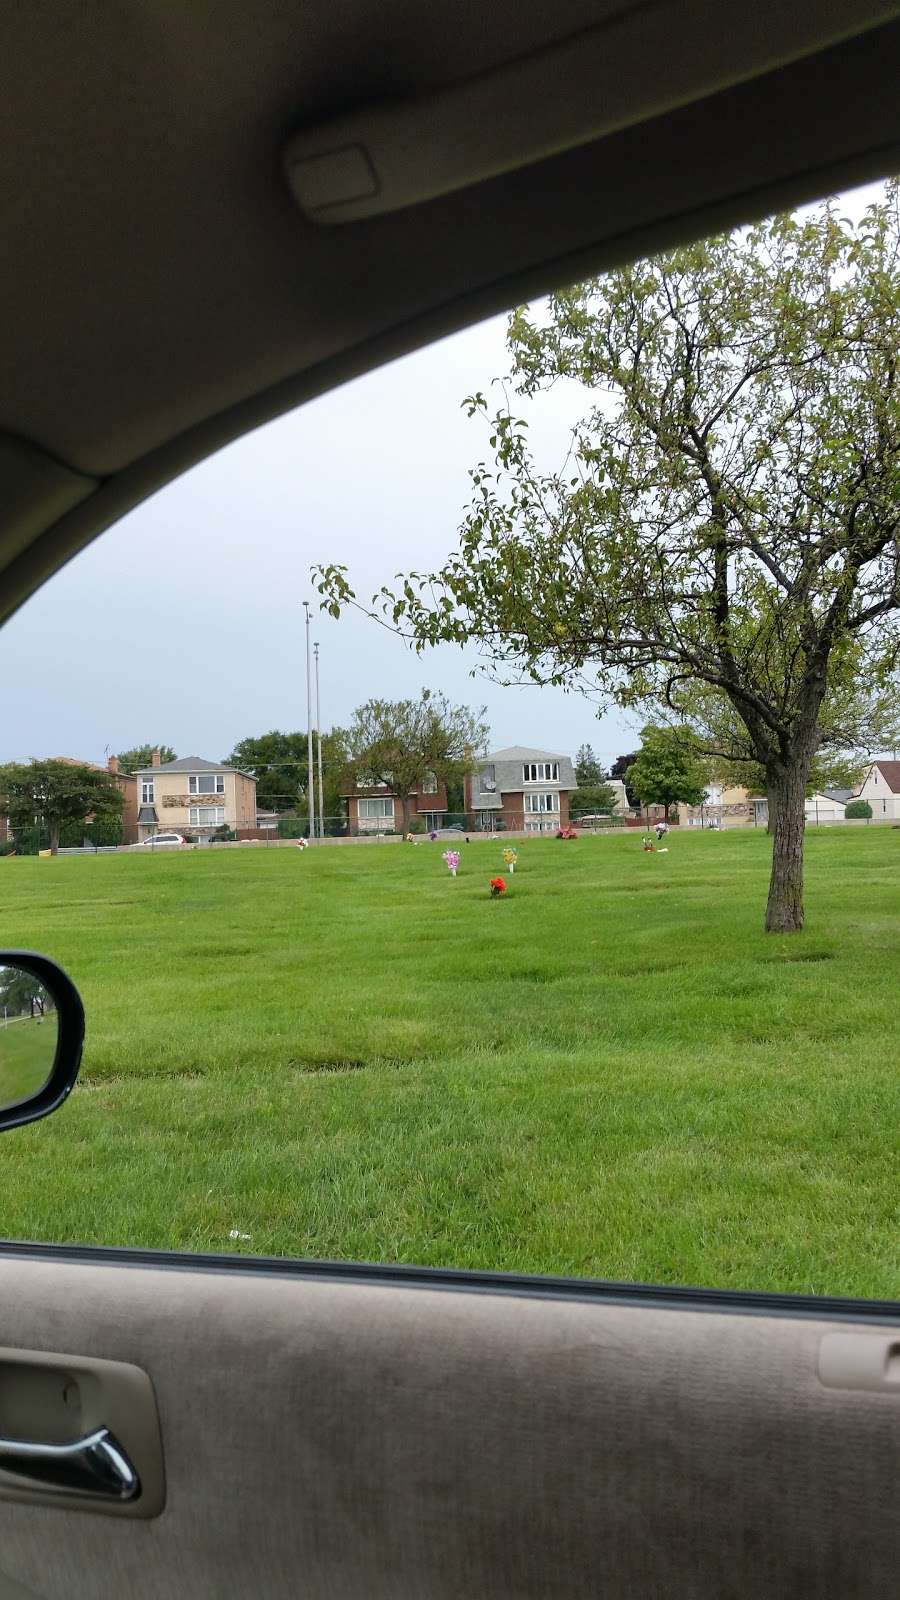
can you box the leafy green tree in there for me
[0,761,124,855]
[347,691,488,836]
[0,967,50,1018]
[570,782,619,816]
[226,729,348,823]
[226,731,309,812]
[628,727,706,820]
[575,744,606,786]
[845,798,872,818]
[318,185,900,931]
[116,744,176,774]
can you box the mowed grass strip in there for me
[0,829,897,1296]
[0,1014,58,1105]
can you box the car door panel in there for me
[0,1250,897,1599]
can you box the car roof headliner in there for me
[2,0,900,622]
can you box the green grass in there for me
[0,830,897,1297]
[0,1014,58,1105]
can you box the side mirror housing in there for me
[0,953,84,1132]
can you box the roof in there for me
[136,756,253,778]
[50,755,134,780]
[870,759,900,793]
[483,746,571,763]
[821,788,854,803]
[137,805,159,824]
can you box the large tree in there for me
[347,690,488,835]
[0,967,50,1018]
[225,729,348,823]
[575,744,606,786]
[116,744,176,774]
[0,760,124,855]
[318,185,900,931]
[628,725,707,821]
[570,781,620,818]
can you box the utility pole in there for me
[314,641,325,839]
[304,602,316,842]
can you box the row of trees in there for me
[318,183,900,930]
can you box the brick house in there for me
[135,753,257,839]
[465,746,576,833]
[342,770,448,834]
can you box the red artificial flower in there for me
[489,875,507,896]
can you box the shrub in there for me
[844,799,872,819]
[277,816,308,839]
[85,817,124,846]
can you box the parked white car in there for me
[131,832,187,847]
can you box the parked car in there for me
[130,832,186,848]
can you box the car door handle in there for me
[0,1426,140,1501]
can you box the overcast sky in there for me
[0,180,886,770]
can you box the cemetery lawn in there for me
[0,828,897,1298]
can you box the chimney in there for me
[151,748,161,768]
[107,754,119,774]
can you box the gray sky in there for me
[0,179,886,770]
[0,313,630,770]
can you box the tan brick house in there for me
[135,753,256,839]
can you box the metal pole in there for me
[304,602,316,842]
[314,641,325,839]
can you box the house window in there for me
[141,779,154,803]
[524,792,559,813]
[358,797,394,819]
[421,771,438,794]
[189,774,225,794]
[189,806,225,826]
[523,761,559,783]
[422,812,442,831]
[480,764,496,792]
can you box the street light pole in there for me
[314,641,325,839]
[304,602,316,843]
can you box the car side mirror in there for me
[0,953,84,1132]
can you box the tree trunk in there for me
[399,797,411,837]
[765,767,807,932]
[49,823,59,856]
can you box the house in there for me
[679,782,754,829]
[853,759,900,820]
[135,753,257,839]
[805,788,853,824]
[52,755,139,842]
[341,771,448,834]
[465,746,577,833]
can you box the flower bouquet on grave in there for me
[442,849,461,877]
